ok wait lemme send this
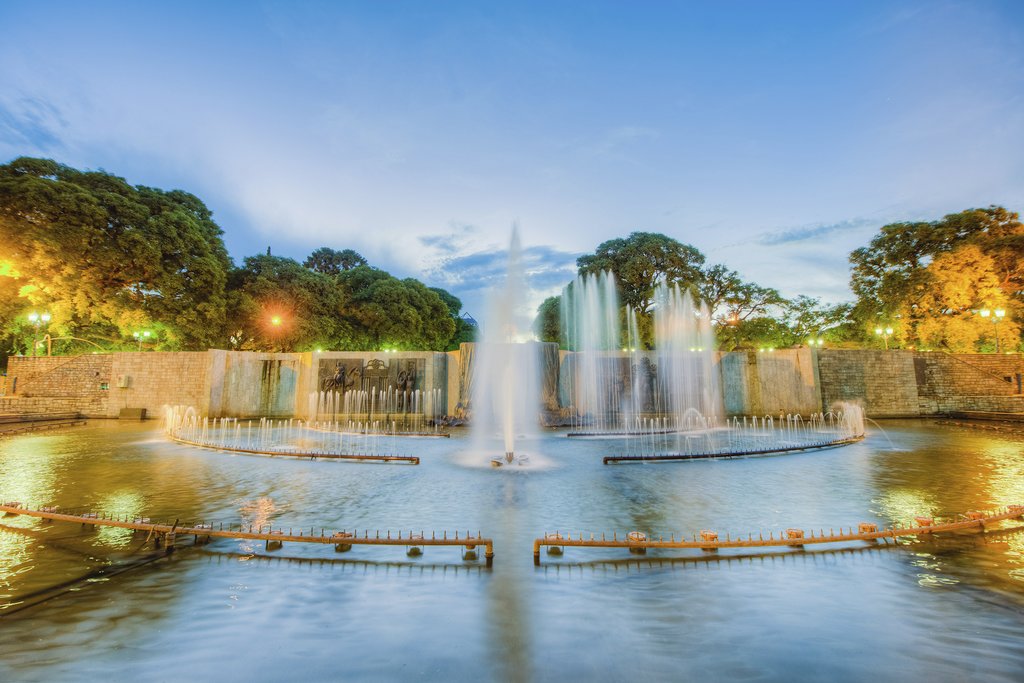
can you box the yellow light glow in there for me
[873,489,938,527]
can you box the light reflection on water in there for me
[0,419,1022,682]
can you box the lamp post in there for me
[27,312,51,357]
[268,315,283,351]
[979,308,1006,353]
[132,330,151,351]
[874,327,893,350]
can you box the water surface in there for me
[1,420,1022,682]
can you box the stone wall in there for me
[720,349,821,416]
[6,355,114,417]
[3,348,1022,420]
[913,352,1024,414]
[817,350,920,417]
[817,350,1024,417]
[111,352,212,418]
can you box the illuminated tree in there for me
[910,245,1019,351]
[0,157,232,349]
[850,207,1023,350]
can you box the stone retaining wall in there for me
[4,348,1023,420]
[5,355,114,417]
[721,349,821,416]
[817,350,920,417]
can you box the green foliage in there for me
[0,157,232,352]
[0,157,469,358]
[577,232,705,314]
[572,232,799,349]
[303,247,367,275]
[429,286,462,318]
[448,316,477,350]
[533,295,561,344]
[849,206,1023,350]
[783,296,857,343]
[336,267,456,351]
[428,286,475,350]
[227,255,349,352]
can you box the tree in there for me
[910,246,1018,351]
[303,247,367,275]
[697,264,744,319]
[850,206,1023,350]
[429,287,476,350]
[715,281,787,350]
[783,296,857,344]
[0,157,232,350]
[227,255,349,352]
[533,295,561,344]
[337,267,456,351]
[577,232,705,314]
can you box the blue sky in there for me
[2,1,1022,328]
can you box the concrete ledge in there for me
[118,408,147,420]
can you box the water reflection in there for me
[0,434,62,507]
[0,420,1022,681]
[95,489,146,547]
[872,488,940,525]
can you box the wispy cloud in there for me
[416,223,479,255]
[0,96,67,151]
[575,124,661,162]
[419,238,578,322]
[754,217,879,246]
[425,243,577,292]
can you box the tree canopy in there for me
[577,232,705,314]
[0,157,469,362]
[5,157,1019,359]
[303,247,367,275]
[0,156,232,352]
[849,207,1022,351]
[555,232,795,350]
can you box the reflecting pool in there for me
[1,420,1023,682]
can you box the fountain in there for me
[562,274,723,435]
[305,386,446,436]
[471,227,539,467]
[162,405,415,462]
[161,242,863,464]
[561,271,624,433]
[651,282,722,425]
[559,270,863,457]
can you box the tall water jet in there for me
[562,273,723,436]
[471,227,540,466]
[561,272,622,432]
[653,282,723,427]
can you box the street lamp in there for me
[874,327,893,350]
[267,315,285,351]
[27,312,51,357]
[132,330,152,351]
[979,308,1006,353]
